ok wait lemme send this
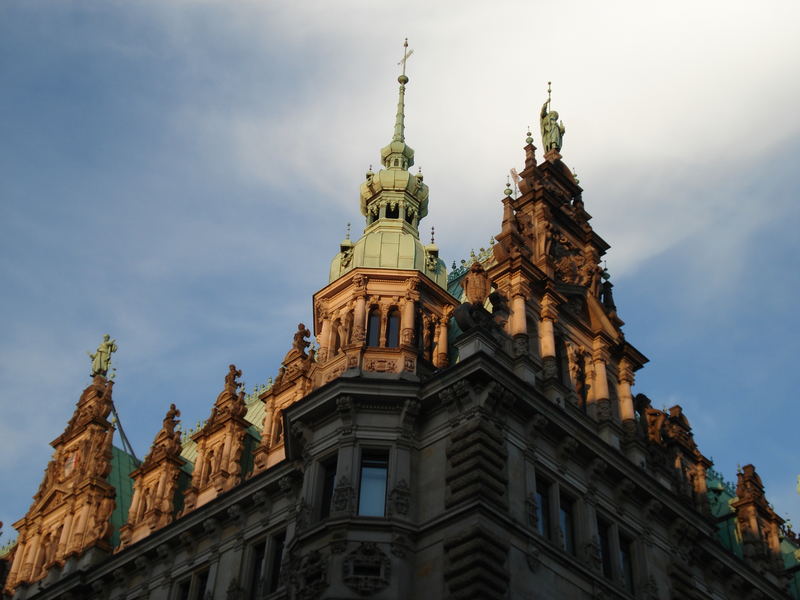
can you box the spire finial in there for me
[430,226,435,245]
[346,222,351,240]
[393,39,414,143]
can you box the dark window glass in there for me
[597,517,613,579]
[619,535,634,592]
[386,204,399,219]
[358,451,388,516]
[248,540,266,600]
[176,579,191,600]
[559,494,575,555]
[194,570,209,599]
[405,210,414,224]
[267,531,286,593]
[320,456,337,519]
[367,309,380,347]
[535,478,551,538]
[386,310,400,348]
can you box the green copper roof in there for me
[330,42,447,287]
[107,445,137,548]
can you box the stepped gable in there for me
[5,374,117,592]
[119,404,186,549]
[181,365,250,514]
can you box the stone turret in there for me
[316,43,457,382]
[732,464,785,573]
[329,42,445,288]
[119,404,186,548]
[5,375,117,593]
[181,365,250,514]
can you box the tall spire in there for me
[393,39,413,143]
[381,39,415,170]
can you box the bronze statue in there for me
[540,83,565,153]
[89,334,117,377]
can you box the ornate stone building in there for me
[2,55,799,600]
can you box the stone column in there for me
[57,509,74,556]
[435,315,449,368]
[589,339,611,420]
[353,295,367,345]
[400,297,415,346]
[617,358,636,435]
[539,294,558,381]
[379,305,388,347]
[317,315,331,363]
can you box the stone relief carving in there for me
[342,542,391,596]
[388,479,411,516]
[332,476,355,514]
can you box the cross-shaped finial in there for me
[398,38,414,77]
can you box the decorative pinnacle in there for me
[504,176,513,196]
[430,226,435,244]
[345,222,351,240]
[393,39,413,142]
[525,125,533,145]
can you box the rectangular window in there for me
[534,478,551,538]
[319,455,337,519]
[173,568,209,600]
[597,516,613,579]
[267,531,286,593]
[559,494,575,555]
[247,539,267,600]
[358,450,389,516]
[619,534,635,592]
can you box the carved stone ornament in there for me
[332,476,355,514]
[342,542,391,596]
[388,479,411,516]
[289,550,329,600]
[462,262,491,305]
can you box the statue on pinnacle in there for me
[540,82,566,153]
[89,334,117,377]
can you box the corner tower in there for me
[316,41,457,380]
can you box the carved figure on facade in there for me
[566,342,587,403]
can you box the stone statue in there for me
[293,323,311,357]
[89,334,117,377]
[163,404,180,435]
[540,100,565,153]
[224,364,243,393]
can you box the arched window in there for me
[386,309,400,348]
[366,308,380,347]
[386,204,399,219]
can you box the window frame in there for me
[357,448,390,517]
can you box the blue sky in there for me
[1,1,799,541]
